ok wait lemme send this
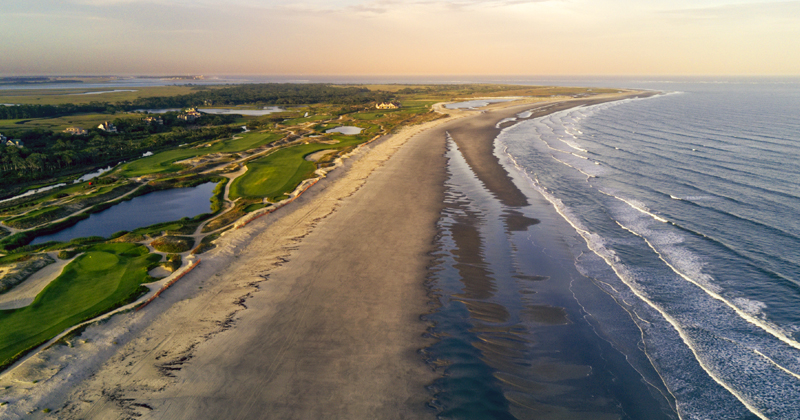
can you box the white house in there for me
[98,121,118,133]
[178,108,203,122]
[376,102,401,110]
[65,126,88,135]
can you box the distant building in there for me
[97,121,118,133]
[65,126,88,136]
[178,107,203,122]
[4,138,23,147]
[0,133,6,142]
[143,116,164,125]
[376,102,401,110]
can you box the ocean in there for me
[424,79,800,419]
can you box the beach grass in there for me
[150,236,194,253]
[0,243,160,370]
[116,131,282,177]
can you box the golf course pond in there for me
[325,126,363,135]
[30,182,217,245]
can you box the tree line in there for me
[0,84,394,120]
[0,114,240,194]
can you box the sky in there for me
[1,0,798,76]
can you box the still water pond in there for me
[31,182,217,244]
[200,107,283,116]
[325,126,362,135]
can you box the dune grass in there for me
[116,131,282,177]
[0,243,160,370]
[150,235,194,253]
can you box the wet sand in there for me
[445,93,656,208]
[425,91,677,419]
[0,91,654,419]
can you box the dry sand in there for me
[1,107,467,420]
[0,91,651,419]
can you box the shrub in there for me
[150,236,194,253]
[162,253,182,271]
[58,249,79,260]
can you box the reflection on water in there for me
[200,107,283,116]
[74,164,117,183]
[31,182,216,244]
[325,126,363,135]
[69,89,137,95]
[133,108,180,114]
[422,138,678,419]
[0,183,67,204]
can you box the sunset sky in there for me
[2,0,798,76]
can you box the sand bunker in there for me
[304,150,336,162]
[0,253,78,310]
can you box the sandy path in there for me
[0,253,77,310]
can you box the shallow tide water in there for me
[425,80,800,419]
[423,136,678,419]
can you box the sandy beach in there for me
[0,91,653,419]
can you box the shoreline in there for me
[0,91,653,419]
[424,91,678,418]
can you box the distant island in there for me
[0,77,83,86]
[138,75,206,81]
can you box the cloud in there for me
[236,0,556,14]
[659,0,800,20]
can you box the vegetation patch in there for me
[57,249,80,260]
[3,182,138,230]
[150,236,194,253]
[110,232,146,243]
[162,254,182,272]
[244,203,267,213]
[203,202,249,232]
[192,231,225,254]
[0,243,161,371]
